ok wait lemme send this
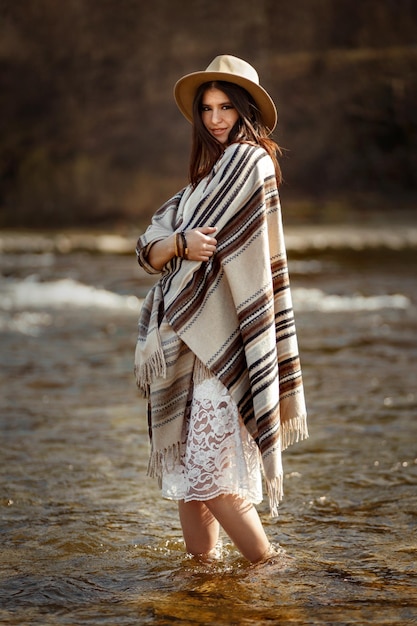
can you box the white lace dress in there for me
[162,371,263,505]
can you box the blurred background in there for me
[1,3,417,623]
[1,0,417,229]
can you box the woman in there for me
[135,55,308,564]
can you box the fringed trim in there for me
[147,441,182,487]
[281,414,309,451]
[134,344,166,393]
[192,358,213,385]
[133,366,149,398]
[266,475,284,519]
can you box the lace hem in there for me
[162,373,263,504]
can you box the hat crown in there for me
[205,55,260,86]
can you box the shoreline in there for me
[1,224,417,255]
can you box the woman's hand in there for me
[184,227,217,261]
[147,226,217,271]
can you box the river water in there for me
[1,226,416,625]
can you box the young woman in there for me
[135,55,308,564]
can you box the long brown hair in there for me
[189,80,282,187]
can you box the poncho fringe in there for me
[135,143,308,517]
[281,415,310,451]
[134,353,165,398]
[147,442,182,488]
[266,477,284,519]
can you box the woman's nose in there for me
[211,108,221,124]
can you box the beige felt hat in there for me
[174,55,277,133]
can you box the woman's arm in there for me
[146,234,176,271]
[148,226,218,270]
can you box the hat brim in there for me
[174,70,277,133]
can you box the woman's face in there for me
[201,87,240,145]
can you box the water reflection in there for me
[0,241,416,624]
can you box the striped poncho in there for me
[135,142,307,517]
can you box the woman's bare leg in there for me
[178,500,220,557]
[205,494,271,563]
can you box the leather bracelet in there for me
[180,231,189,259]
